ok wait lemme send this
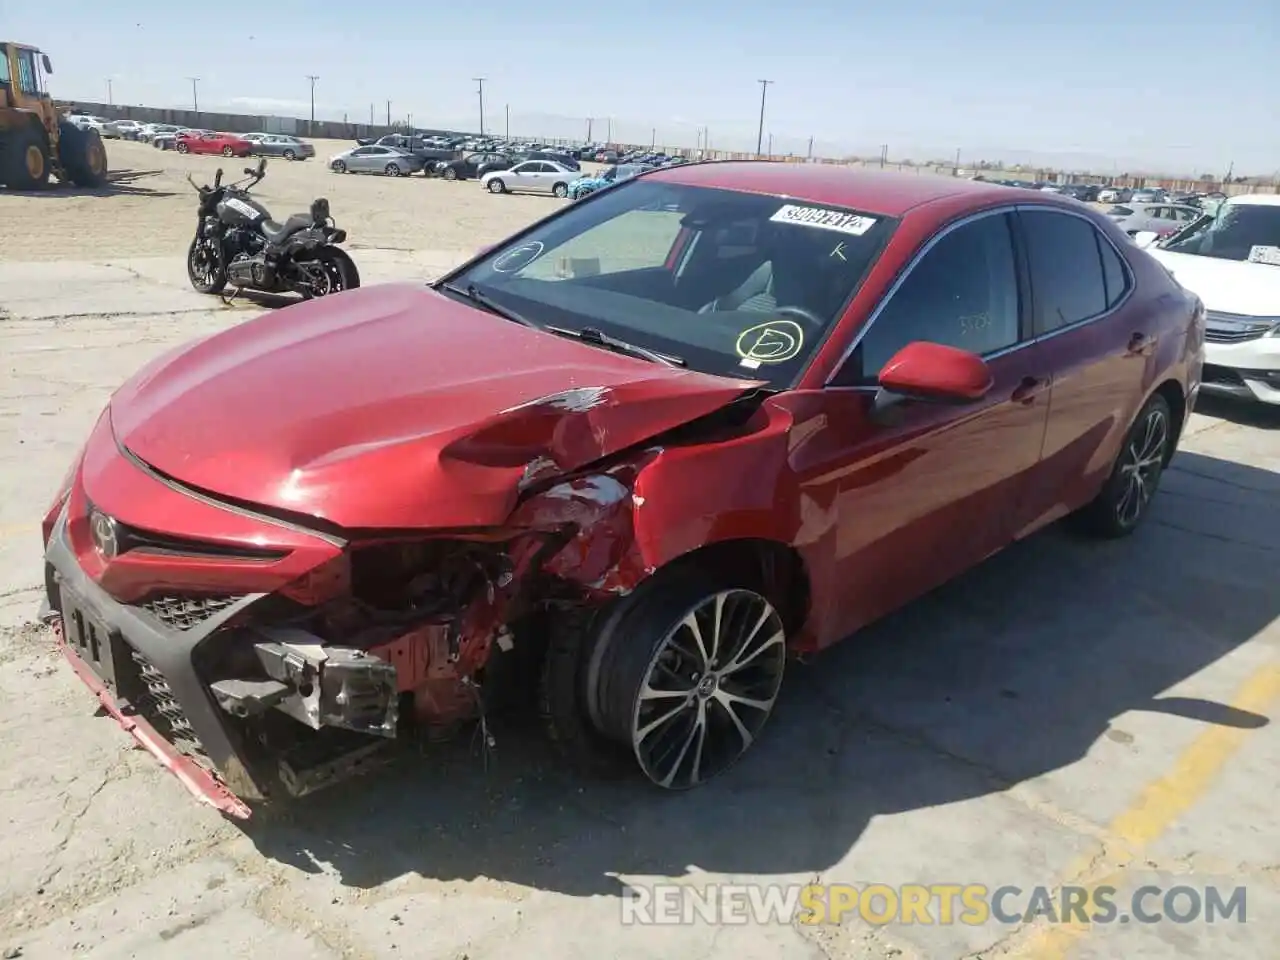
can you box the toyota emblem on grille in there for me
[90,510,120,558]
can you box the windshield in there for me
[448,178,897,387]
[1159,201,1280,264]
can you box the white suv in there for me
[1140,194,1280,404]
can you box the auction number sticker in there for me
[770,204,878,236]
[735,320,804,369]
[1247,245,1280,266]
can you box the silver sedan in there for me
[1106,202,1202,237]
[328,145,424,176]
[249,134,316,160]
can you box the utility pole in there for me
[879,144,888,168]
[767,132,772,156]
[105,78,113,106]
[586,117,593,141]
[807,135,814,160]
[606,117,612,143]
[651,127,656,148]
[473,78,486,136]
[954,147,961,175]
[306,75,319,135]
[386,100,391,126]
[505,104,510,141]
[755,79,773,155]
[186,77,200,112]
[369,103,374,125]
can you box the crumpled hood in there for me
[110,283,759,530]
[1146,249,1280,316]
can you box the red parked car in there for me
[39,164,1204,816]
[175,130,254,157]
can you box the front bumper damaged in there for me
[43,511,401,818]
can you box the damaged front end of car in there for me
[43,381,766,817]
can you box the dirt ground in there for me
[0,140,1279,960]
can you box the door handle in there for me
[1011,376,1046,404]
[1127,332,1152,355]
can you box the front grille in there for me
[128,649,213,770]
[1204,311,1276,344]
[141,594,244,631]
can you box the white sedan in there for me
[480,160,577,197]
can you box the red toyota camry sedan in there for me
[39,163,1204,815]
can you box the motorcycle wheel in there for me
[295,247,360,300]
[187,236,227,294]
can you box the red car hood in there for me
[110,283,758,530]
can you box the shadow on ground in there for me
[245,449,1279,897]
[3,168,178,198]
[1194,393,1280,431]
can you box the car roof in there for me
[1226,193,1280,207]
[643,161,1047,217]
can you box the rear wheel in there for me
[283,149,297,161]
[295,247,360,299]
[1069,393,1173,538]
[57,121,108,187]
[2,123,51,190]
[186,235,227,294]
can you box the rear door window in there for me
[1019,209,1110,332]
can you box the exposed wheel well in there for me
[652,538,811,639]
[1153,379,1186,464]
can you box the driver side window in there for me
[837,213,1021,384]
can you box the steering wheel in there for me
[773,305,825,329]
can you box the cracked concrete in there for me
[1,163,1279,958]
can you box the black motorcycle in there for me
[185,158,360,299]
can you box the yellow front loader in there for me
[0,41,107,189]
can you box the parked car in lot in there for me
[567,161,650,199]
[65,114,120,139]
[246,134,315,160]
[152,127,195,150]
[174,131,253,157]
[329,144,424,176]
[1097,187,1132,203]
[1106,202,1201,236]
[38,163,1202,816]
[140,123,183,144]
[1138,193,1280,404]
[1130,188,1168,203]
[436,152,511,181]
[112,119,145,140]
[481,159,577,196]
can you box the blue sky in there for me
[10,0,1277,175]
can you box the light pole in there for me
[755,79,773,156]
[306,75,319,135]
[505,104,510,141]
[473,77,487,136]
[105,78,113,106]
[186,76,200,112]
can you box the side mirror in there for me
[876,341,993,404]
[42,54,53,74]
[1132,230,1160,249]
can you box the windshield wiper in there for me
[544,325,686,368]
[439,281,539,328]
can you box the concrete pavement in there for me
[1,257,1277,959]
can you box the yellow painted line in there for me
[1016,662,1280,959]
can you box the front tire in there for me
[176,142,189,154]
[543,571,788,789]
[487,178,506,194]
[186,236,227,294]
[385,163,401,177]
[57,121,108,187]
[552,182,569,198]
[283,149,297,161]
[1070,393,1173,538]
[444,166,458,181]
[2,123,51,190]
[222,146,234,157]
[332,160,347,174]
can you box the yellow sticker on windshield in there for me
[735,320,804,366]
